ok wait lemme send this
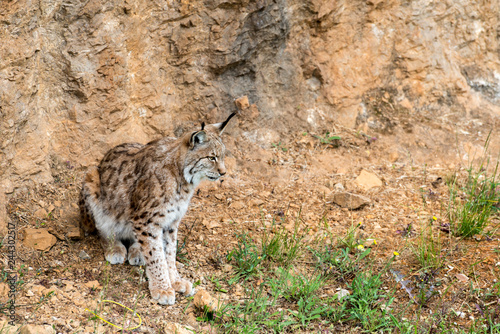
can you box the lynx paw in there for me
[105,245,127,264]
[151,287,176,305]
[128,247,145,266]
[172,279,195,296]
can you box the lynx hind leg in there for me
[79,167,100,234]
[128,241,146,266]
[101,236,127,265]
[164,227,194,296]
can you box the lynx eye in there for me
[208,156,217,162]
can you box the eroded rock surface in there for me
[1,0,499,191]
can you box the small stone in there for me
[84,280,101,289]
[328,192,371,210]
[26,290,34,297]
[355,170,383,190]
[250,199,264,206]
[455,273,469,282]
[235,96,250,110]
[19,324,55,334]
[231,201,245,210]
[201,219,221,229]
[79,250,91,260]
[335,289,350,300]
[389,152,399,162]
[194,289,219,313]
[54,201,61,207]
[21,228,57,251]
[363,239,377,247]
[316,185,331,195]
[164,322,195,334]
[67,225,83,240]
[334,183,345,191]
[47,204,55,213]
[222,264,232,273]
[34,208,48,220]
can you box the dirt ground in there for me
[1,115,499,333]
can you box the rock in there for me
[19,325,55,334]
[84,280,101,289]
[334,183,345,191]
[78,250,91,260]
[222,264,233,273]
[455,273,469,283]
[230,200,245,210]
[316,185,331,195]
[21,229,57,251]
[235,96,250,110]
[201,219,221,229]
[250,199,264,207]
[335,289,350,300]
[164,322,196,334]
[67,225,83,240]
[194,289,219,313]
[34,208,48,220]
[355,170,383,190]
[328,192,370,210]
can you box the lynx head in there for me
[183,113,236,186]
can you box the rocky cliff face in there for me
[1,0,499,192]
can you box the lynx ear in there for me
[190,130,207,148]
[212,112,237,135]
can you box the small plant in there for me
[313,132,341,146]
[447,155,499,238]
[412,226,444,271]
[347,271,394,331]
[261,216,306,268]
[269,268,325,303]
[337,222,364,250]
[226,234,264,281]
[271,142,288,152]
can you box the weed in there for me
[226,233,264,281]
[269,268,325,303]
[271,142,288,152]
[448,136,500,238]
[261,217,305,268]
[313,132,341,146]
[412,225,444,271]
[346,270,394,331]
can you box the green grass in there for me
[199,203,500,333]
[411,225,444,271]
[447,137,500,238]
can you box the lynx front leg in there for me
[164,226,194,297]
[136,224,175,305]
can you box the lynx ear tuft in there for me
[190,130,207,148]
[213,112,237,135]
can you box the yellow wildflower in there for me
[357,244,364,250]
[393,251,399,256]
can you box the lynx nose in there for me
[218,164,226,176]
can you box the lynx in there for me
[79,113,236,305]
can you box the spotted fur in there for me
[80,113,236,305]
